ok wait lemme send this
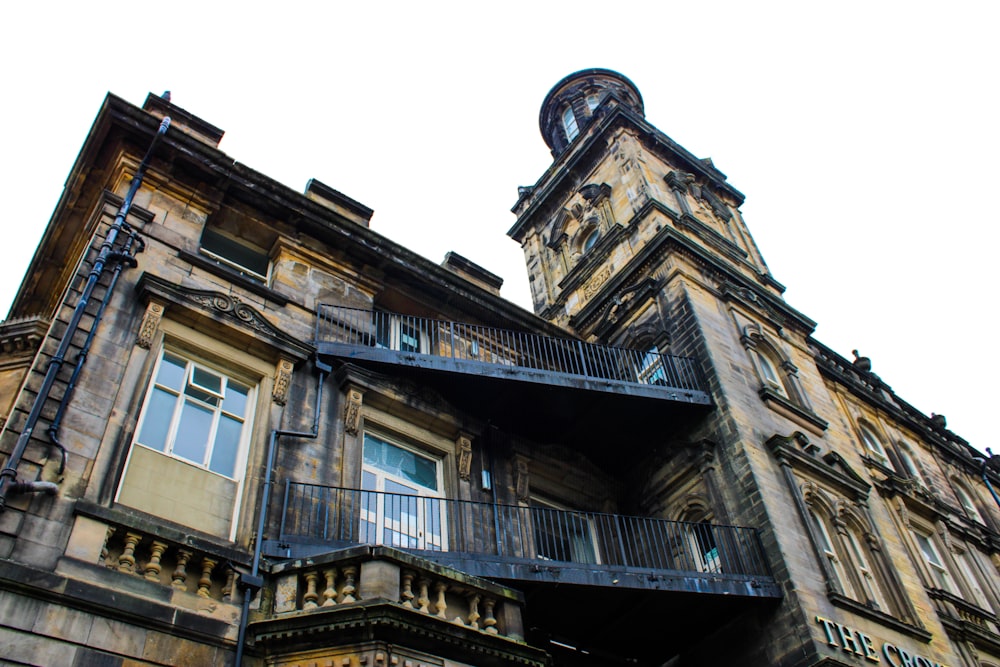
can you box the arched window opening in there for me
[845,527,889,612]
[562,106,579,141]
[755,349,784,396]
[810,510,854,598]
[954,482,986,524]
[859,423,889,465]
[898,443,925,486]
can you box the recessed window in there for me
[954,483,985,524]
[562,106,579,141]
[859,424,889,463]
[200,227,270,282]
[811,510,854,598]
[898,443,925,485]
[586,93,601,111]
[118,348,257,539]
[360,433,444,551]
[755,350,783,395]
[914,531,954,593]
[531,496,598,564]
[637,346,668,385]
[582,228,600,252]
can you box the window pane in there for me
[364,435,438,491]
[223,382,249,417]
[157,353,187,391]
[209,415,242,477]
[172,400,214,465]
[191,367,223,396]
[136,388,177,451]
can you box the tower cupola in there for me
[539,68,644,157]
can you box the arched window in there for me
[810,509,855,598]
[755,349,785,396]
[953,482,986,524]
[562,106,579,141]
[586,93,601,111]
[858,423,889,465]
[844,526,889,612]
[897,442,925,486]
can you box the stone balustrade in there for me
[267,546,523,641]
[63,508,245,609]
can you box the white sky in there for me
[2,2,997,456]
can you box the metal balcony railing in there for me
[278,483,772,580]
[315,305,707,395]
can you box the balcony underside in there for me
[321,346,712,455]
[266,539,780,666]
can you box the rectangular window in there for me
[360,433,445,551]
[955,550,992,611]
[637,346,668,385]
[199,227,270,282]
[119,348,257,539]
[374,314,429,354]
[531,497,599,565]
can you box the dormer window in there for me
[562,106,579,141]
[200,227,270,283]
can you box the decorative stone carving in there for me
[515,457,530,504]
[344,388,364,435]
[272,358,294,406]
[456,434,473,482]
[583,266,612,299]
[135,301,165,349]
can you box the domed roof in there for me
[539,69,644,156]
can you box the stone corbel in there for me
[136,300,166,349]
[344,387,364,436]
[272,358,294,406]
[456,433,473,482]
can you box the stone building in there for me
[0,69,997,667]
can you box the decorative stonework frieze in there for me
[583,266,612,299]
[272,358,294,406]
[456,434,473,482]
[344,388,364,435]
[136,301,165,349]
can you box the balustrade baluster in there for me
[144,540,168,582]
[303,570,320,609]
[322,568,338,606]
[172,549,192,590]
[118,532,142,574]
[400,570,415,608]
[341,565,357,603]
[434,581,448,619]
[417,577,430,613]
[482,597,498,634]
[197,558,217,598]
[467,593,481,629]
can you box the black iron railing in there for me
[315,305,705,394]
[279,483,771,578]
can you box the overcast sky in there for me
[2,2,997,456]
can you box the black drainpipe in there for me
[48,230,145,475]
[234,356,331,666]
[0,117,170,511]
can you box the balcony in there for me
[315,306,713,448]
[266,483,780,664]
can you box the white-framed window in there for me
[375,314,430,354]
[810,510,855,599]
[133,350,253,478]
[118,347,258,540]
[360,432,445,551]
[859,423,889,464]
[898,443,925,486]
[954,549,993,611]
[845,528,889,611]
[913,530,955,593]
[562,106,579,141]
[755,349,784,396]
[531,496,599,565]
[953,482,986,524]
[199,227,270,283]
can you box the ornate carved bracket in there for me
[456,433,473,482]
[136,301,166,349]
[344,387,364,436]
[272,359,294,406]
